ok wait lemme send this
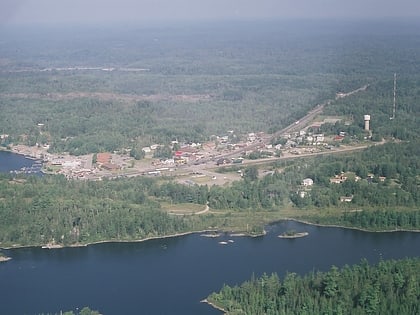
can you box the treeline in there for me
[288,141,420,209]
[208,170,288,210]
[0,169,289,246]
[324,77,420,141]
[342,209,420,230]
[0,175,200,246]
[207,258,420,315]
[39,307,100,315]
[148,169,288,210]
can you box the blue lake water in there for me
[0,150,42,174]
[1,221,419,315]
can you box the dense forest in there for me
[1,20,419,153]
[207,258,420,315]
[0,174,198,246]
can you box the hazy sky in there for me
[2,0,420,26]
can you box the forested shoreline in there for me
[0,140,419,248]
[207,258,420,315]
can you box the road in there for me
[99,84,370,180]
[189,84,369,165]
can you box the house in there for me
[330,177,342,184]
[141,147,151,154]
[340,195,354,202]
[302,178,314,187]
[379,176,386,182]
[310,124,322,132]
[219,136,229,143]
[314,134,324,142]
[330,174,348,184]
[247,133,256,142]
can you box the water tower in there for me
[364,115,371,131]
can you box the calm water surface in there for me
[1,221,419,315]
[0,150,42,174]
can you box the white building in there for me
[302,178,314,187]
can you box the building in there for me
[364,115,371,131]
[330,174,348,184]
[302,178,314,187]
[96,153,111,164]
[340,195,354,202]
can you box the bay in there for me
[1,221,419,315]
[0,150,42,174]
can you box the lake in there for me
[0,150,42,174]
[1,220,419,315]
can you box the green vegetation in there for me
[39,307,100,315]
[0,139,419,247]
[1,20,419,154]
[207,258,420,315]
[0,175,196,246]
[0,20,419,247]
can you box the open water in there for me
[0,150,42,174]
[1,221,419,315]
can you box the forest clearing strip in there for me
[0,92,211,103]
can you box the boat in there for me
[278,231,309,239]
[200,233,220,238]
[218,241,228,245]
[41,244,63,249]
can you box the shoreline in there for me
[1,219,419,251]
[2,216,420,251]
[284,218,420,233]
[201,299,227,315]
[0,230,219,251]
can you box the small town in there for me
[9,108,374,188]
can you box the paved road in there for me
[188,84,369,166]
